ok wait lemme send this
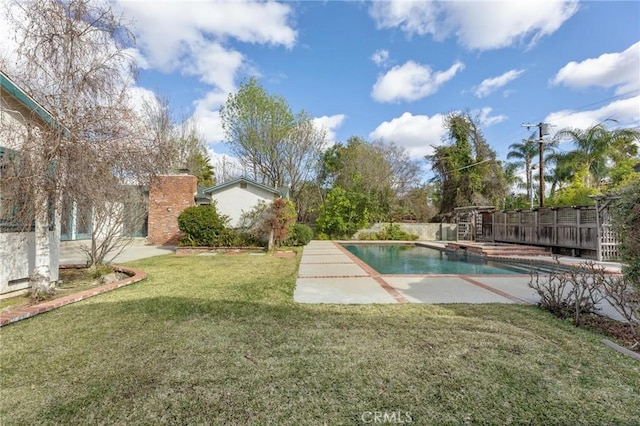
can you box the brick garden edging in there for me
[0,265,147,327]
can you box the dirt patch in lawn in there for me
[581,314,639,354]
[0,266,128,314]
[273,250,296,258]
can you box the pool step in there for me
[445,242,551,258]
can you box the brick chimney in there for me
[147,175,197,245]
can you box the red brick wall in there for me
[147,175,197,245]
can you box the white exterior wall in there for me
[1,82,61,296]
[1,92,31,151]
[210,183,278,228]
[0,230,60,295]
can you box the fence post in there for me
[595,199,602,261]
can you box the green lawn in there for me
[1,253,639,425]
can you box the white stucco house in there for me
[1,70,60,296]
[203,177,286,228]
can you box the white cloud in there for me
[313,114,347,145]
[115,0,296,72]
[545,95,640,136]
[122,47,149,70]
[114,1,297,144]
[474,69,525,98]
[372,60,464,103]
[185,41,245,92]
[369,1,578,51]
[369,1,441,38]
[551,42,640,95]
[191,90,230,145]
[369,112,447,158]
[371,49,390,67]
[475,107,508,127]
[127,86,158,116]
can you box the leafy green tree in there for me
[507,136,555,203]
[318,136,420,225]
[502,162,530,209]
[610,177,640,289]
[546,168,597,206]
[315,186,371,238]
[220,77,326,199]
[295,181,324,224]
[394,185,439,222]
[188,150,215,187]
[554,122,640,190]
[427,112,507,215]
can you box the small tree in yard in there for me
[2,0,165,298]
[82,183,148,267]
[240,198,296,249]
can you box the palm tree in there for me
[554,121,640,189]
[507,135,555,202]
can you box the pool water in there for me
[343,244,546,275]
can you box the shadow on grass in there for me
[2,293,640,425]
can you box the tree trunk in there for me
[30,187,54,299]
[268,228,275,251]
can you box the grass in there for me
[1,252,639,425]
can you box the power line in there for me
[492,90,640,157]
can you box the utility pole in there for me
[522,122,551,207]
[530,164,538,209]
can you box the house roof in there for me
[203,177,282,196]
[0,70,59,130]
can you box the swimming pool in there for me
[343,244,552,275]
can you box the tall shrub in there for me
[177,203,231,246]
[610,177,640,290]
[285,223,313,246]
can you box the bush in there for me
[358,224,418,241]
[357,232,379,241]
[177,204,232,247]
[610,177,640,291]
[529,261,604,325]
[285,223,313,246]
[530,260,639,346]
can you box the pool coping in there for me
[295,240,625,312]
[333,241,530,304]
[339,240,623,275]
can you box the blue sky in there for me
[4,0,640,175]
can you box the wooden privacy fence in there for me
[456,201,620,261]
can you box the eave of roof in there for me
[0,70,59,129]
[203,177,282,196]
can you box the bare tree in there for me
[282,111,327,197]
[1,0,160,297]
[139,93,214,185]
